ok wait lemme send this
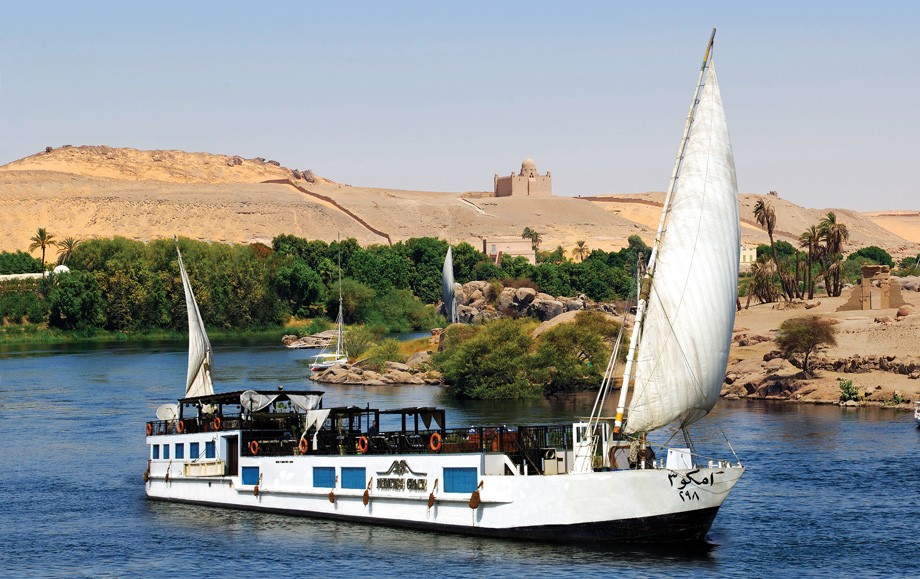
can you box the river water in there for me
[1,340,917,578]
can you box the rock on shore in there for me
[312,359,442,386]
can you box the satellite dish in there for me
[240,390,259,410]
[156,403,179,421]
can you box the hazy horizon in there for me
[2,2,918,211]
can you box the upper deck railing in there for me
[147,412,574,472]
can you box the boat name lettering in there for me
[376,477,427,492]
[667,469,714,490]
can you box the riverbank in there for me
[0,323,288,346]
[721,290,920,409]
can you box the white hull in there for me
[145,431,742,543]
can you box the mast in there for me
[613,29,716,434]
[335,233,346,358]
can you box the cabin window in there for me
[341,467,366,490]
[242,466,260,486]
[190,442,200,459]
[175,443,184,459]
[152,445,160,460]
[443,467,478,493]
[313,467,335,488]
[205,441,216,459]
[163,444,170,460]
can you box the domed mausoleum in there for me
[494,158,552,197]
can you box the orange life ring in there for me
[212,417,221,431]
[249,440,259,455]
[146,423,152,436]
[429,432,442,452]
[299,437,309,454]
[357,436,369,454]
[176,420,185,434]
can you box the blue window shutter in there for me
[443,467,478,493]
[341,467,366,490]
[205,441,215,459]
[313,467,335,488]
[190,442,199,458]
[242,466,260,486]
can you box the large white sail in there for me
[177,244,214,399]
[625,61,739,434]
[442,246,457,323]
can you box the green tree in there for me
[28,227,55,274]
[819,212,849,297]
[775,315,837,377]
[0,251,42,274]
[571,241,589,262]
[521,227,542,251]
[274,261,324,317]
[847,246,893,268]
[531,311,620,395]
[450,242,488,283]
[753,199,795,300]
[55,237,81,265]
[798,226,820,299]
[48,271,105,329]
[435,318,539,399]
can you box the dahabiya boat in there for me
[145,30,745,543]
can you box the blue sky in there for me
[1,1,917,210]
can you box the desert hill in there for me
[588,192,920,259]
[1,146,918,260]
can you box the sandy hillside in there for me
[588,192,920,259]
[1,146,919,261]
[0,146,653,253]
[864,211,920,245]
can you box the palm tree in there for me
[521,227,542,251]
[55,236,80,265]
[753,198,791,300]
[572,240,589,262]
[798,226,820,299]
[28,227,55,275]
[818,212,849,296]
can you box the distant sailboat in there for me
[311,243,348,371]
[442,246,458,324]
[176,238,214,399]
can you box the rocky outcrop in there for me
[312,360,442,385]
[895,276,920,292]
[798,354,920,376]
[451,281,614,323]
[283,329,338,349]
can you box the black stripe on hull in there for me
[147,496,720,544]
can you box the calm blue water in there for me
[1,340,917,578]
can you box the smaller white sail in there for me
[177,242,214,399]
[442,246,458,323]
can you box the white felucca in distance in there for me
[310,242,348,371]
[442,245,459,324]
[145,31,743,544]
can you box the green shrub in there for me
[838,379,858,402]
[346,324,385,359]
[362,338,406,372]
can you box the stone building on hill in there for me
[494,158,552,197]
